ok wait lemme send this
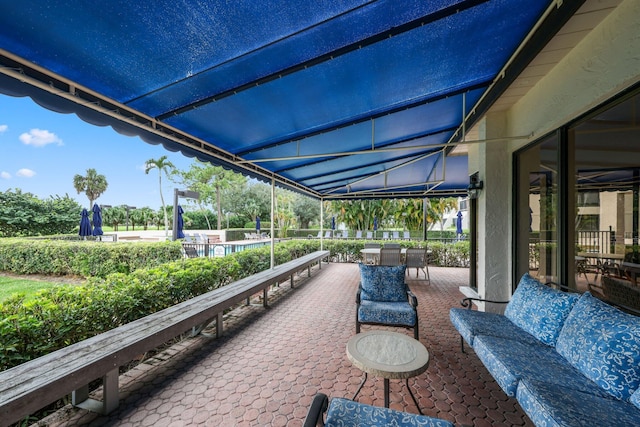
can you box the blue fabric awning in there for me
[0,0,562,199]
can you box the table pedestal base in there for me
[351,373,423,415]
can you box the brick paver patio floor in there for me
[43,263,533,427]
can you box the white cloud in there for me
[0,124,7,133]
[19,128,63,147]
[16,168,36,178]
[0,171,10,179]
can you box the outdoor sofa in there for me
[449,273,640,426]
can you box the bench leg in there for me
[217,312,223,337]
[72,368,119,414]
[263,288,268,307]
[290,273,294,288]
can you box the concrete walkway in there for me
[42,264,533,427]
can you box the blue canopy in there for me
[0,1,567,199]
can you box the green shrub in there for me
[0,239,183,278]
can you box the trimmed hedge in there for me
[0,239,183,278]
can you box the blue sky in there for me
[0,94,197,210]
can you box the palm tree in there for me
[145,156,175,237]
[73,168,108,210]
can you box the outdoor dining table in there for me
[360,248,407,265]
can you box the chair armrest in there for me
[407,289,418,307]
[460,297,509,309]
[303,393,329,427]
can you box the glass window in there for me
[516,87,640,306]
[515,134,559,285]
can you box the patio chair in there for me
[405,247,430,281]
[366,231,373,239]
[355,230,363,239]
[324,230,332,239]
[382,231,390,240]
[393,231,400,239]
[182,244,199,258]
[384,243,401,249]
[342,230,349,239]
[403,231,411,240]
[379,247,402,266]
[356,264,419,339]
[303,393,453,427]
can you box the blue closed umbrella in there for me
[177,205,185,239]
[456,211,463,236]
[92,204,103,236]
[331,216,335,230]
[373,217,378,230]
[79,208,92,239]
[256,216,261,233]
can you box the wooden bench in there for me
[0,250,330,425]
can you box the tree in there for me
[144,156,175,238]
[293,194,319,229]
[73,168,108,209]
[176,162,246,230]
[430,197,458,231]
[0,189,80,237]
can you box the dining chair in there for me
[405,248,430,281]
[379,248,402,266]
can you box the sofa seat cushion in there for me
[359,264,407,302]
[326,397,454,427]
[449,308,541,347]
[504,273,580,346]
[473,335,612,399]
[556,292,640,401]
[358,300,416,327]
[517,379,639,427]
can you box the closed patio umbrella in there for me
[331,216,335,230]
[456,211,463,237]
[177,205,185,239]
[92,204,103,236]
[79,208,92,239]
[256,216,261,233]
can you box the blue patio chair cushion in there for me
[359,264,407,302]
[556,292,640,401]
[449,308,542,348]
[473,334,613,399]
[504,273,580,346]
[358,300,416,327]
[517,379,640,427]
[325,397,454,427]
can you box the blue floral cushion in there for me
[517,379,640,427]
[473,334,611,399]
[449,308,541,347]
[358,300,416,327]
[504,273,580,346]
[556,292,640,400]
[326,397,454,427]
[359,264,407,302]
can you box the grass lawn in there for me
[0,275,64,301]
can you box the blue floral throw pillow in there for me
[556,292,640,401]
[504,273,580,346]
[359,264,407,302]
